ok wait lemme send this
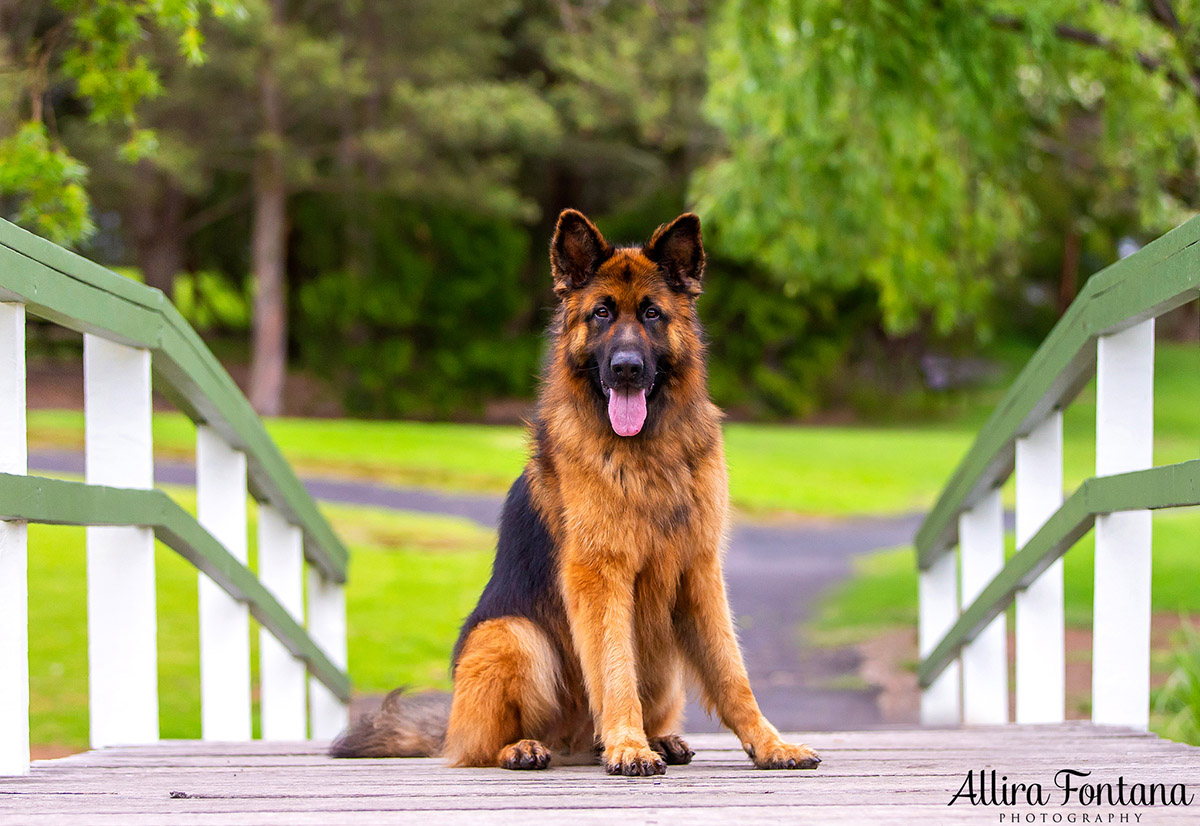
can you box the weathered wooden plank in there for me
[10,759,1196,796]
[8,770,1200,806]
[12,807,1195,826]
[18,760,1189,787]
[3,727,1197,825]
[6,791,1200,819]
[38,743,1179,772]
[30,724,1166,768]
[34,732,1189,763]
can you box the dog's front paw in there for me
[604,741,667,776]
[649,734,694,765]
[745,739,821,770]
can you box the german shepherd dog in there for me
[331,210,821,776]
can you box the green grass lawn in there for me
[28,499,493,751]
[26,343,1199,517]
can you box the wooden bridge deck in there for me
[2,724,1197,824]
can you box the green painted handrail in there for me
[915,216,1200,570]
[918,459,1200,688]
[0,472,350,702]
[0,218,346,583]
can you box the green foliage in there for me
[292,199,543,418]
[694,0,1200,339]
[173,270,252,329]
[106,264,242,306]
[179,0,564,218]
[701,262,869,418]
[543,0,710,157]
[0,0,237,244]
[1154,620,1200,746]
[17,0,1197,418]
[381,80,562,220]
[0,123,93,243]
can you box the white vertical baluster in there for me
[307,568,348,739]
[959,489,1007,724]
[259,505,307,740]
[197,426,252,740]
[84,335,159,747]
[0,303,29,776]
[919,549,961,725]
[1014,411,1065,724]
[1093,319,1154,729]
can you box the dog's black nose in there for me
[610,350,643,383]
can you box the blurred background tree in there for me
[72,0,561,415]
[4,0,1198,419]
[694,0,1200,342]
[0,0,240,243]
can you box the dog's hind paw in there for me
[649,734,694,765]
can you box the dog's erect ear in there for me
[550,209,608,296]
[645,213,705,295]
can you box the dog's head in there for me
[549,209,706,438]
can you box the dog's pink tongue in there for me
[607,388,647,437]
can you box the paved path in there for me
[6,726,1198,823]
[29,450,928,731]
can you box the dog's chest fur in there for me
[550,430,722,559]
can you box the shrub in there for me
[291,198,544,418]
[1153,619,1200,746]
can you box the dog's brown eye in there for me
[644,307,660,319]
[594,306,609,319]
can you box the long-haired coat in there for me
[332,210,821,776]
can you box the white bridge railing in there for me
[0,219,349,776]
[916,218,1200,729]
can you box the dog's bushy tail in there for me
[329,688,452,758]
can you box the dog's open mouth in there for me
[606,387,647,437]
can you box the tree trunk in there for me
[249,7,288,417]
[1057,218,1081,316]
[130,163,186,296]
